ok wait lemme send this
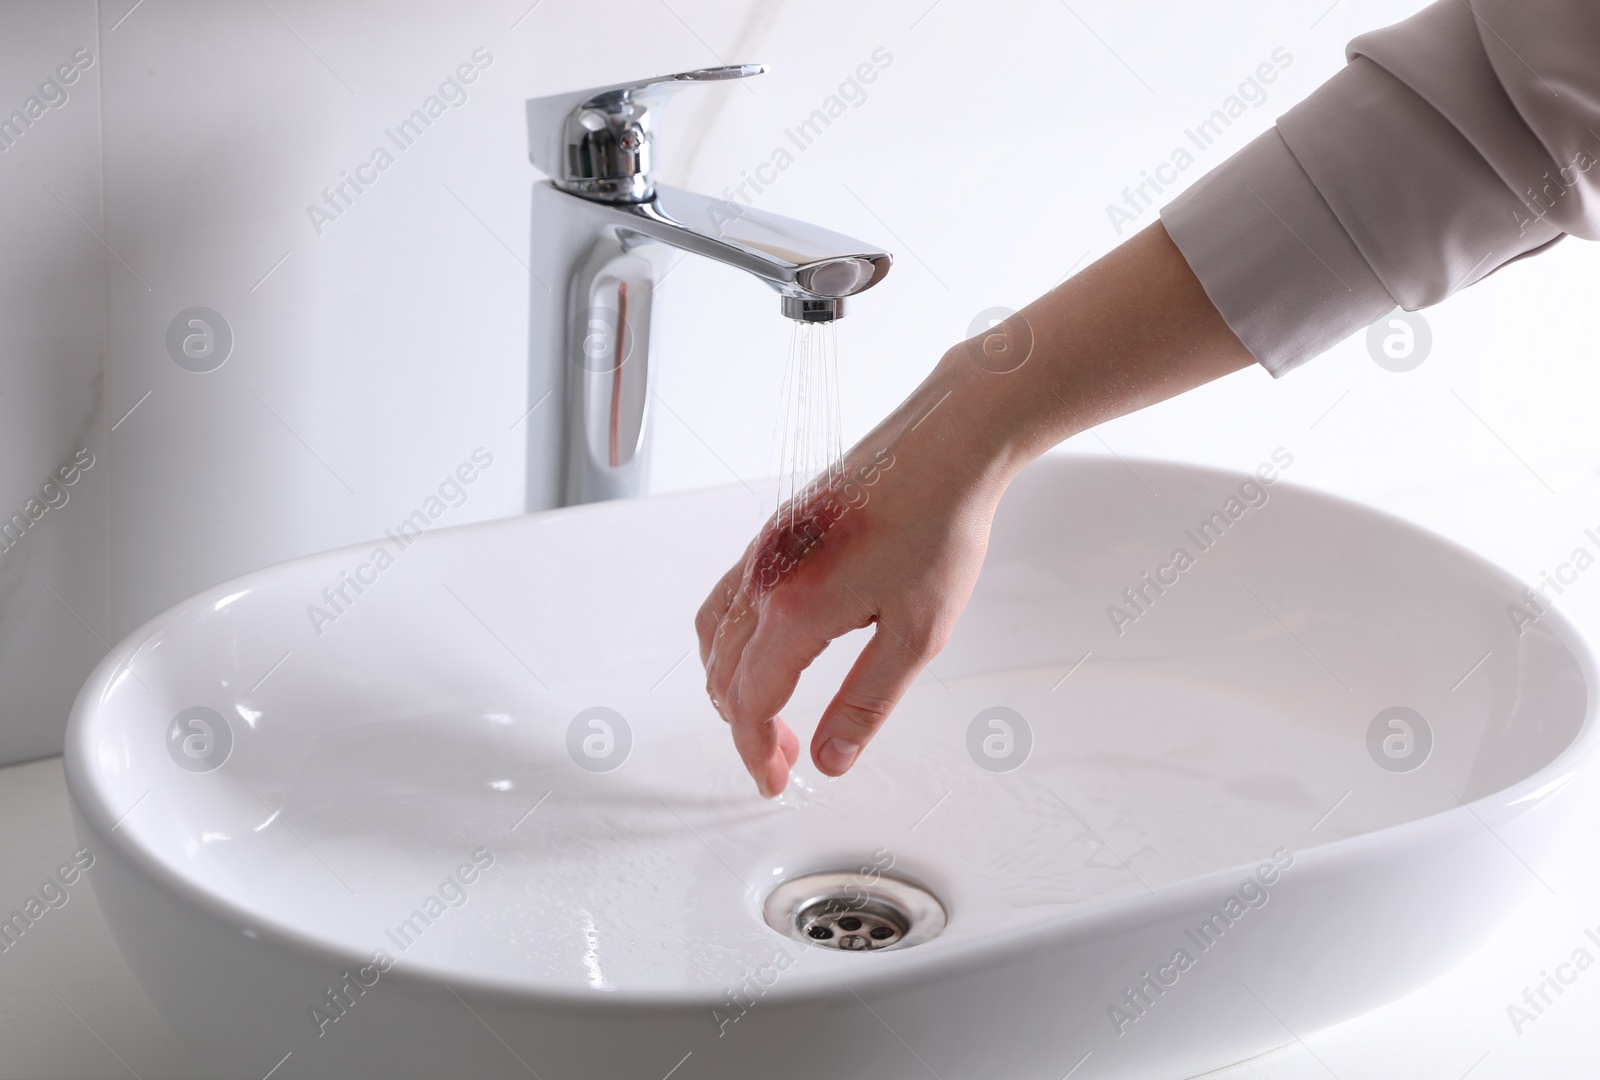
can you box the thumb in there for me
[810,617,944,776]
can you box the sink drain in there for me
[764,871,946,952]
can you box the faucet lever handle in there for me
[527,64,766,203]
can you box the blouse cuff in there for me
[1160,127,1395,377]
[1161,47,1566,378]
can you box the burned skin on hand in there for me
[748,485,850,596]
[745,448,895,600]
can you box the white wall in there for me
[0,1,108,765]
[3,0,1599,763]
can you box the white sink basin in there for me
[65,456,1597,1079]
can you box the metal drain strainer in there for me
[764,871,947,952]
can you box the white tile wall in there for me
[3,0,1600,781]
[0,1,109,766]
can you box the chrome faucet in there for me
[523,65,893,509]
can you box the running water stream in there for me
[773,319,843,531]
[744,319,848,598]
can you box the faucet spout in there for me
[579,185,891,321]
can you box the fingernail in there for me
[764,762,789,799]
[819,737,861,775]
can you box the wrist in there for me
[870,347,1066,499]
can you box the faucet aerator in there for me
[781,295,845,323]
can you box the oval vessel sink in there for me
[65,456,1597,1079]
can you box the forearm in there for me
[877,222,1256,490]
[703,0,1600,798]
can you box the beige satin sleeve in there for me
[1160,0,1594,376]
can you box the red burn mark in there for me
[748,481,850,596]
[743,449,896,598]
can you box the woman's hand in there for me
[697,223,1257,797]
[695,365,1011,798]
